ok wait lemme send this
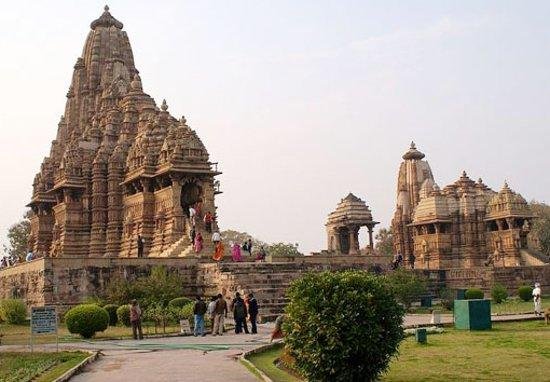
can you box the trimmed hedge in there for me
[168,297,193,308]
[518,286,532,302]
[285,271,404,382]
[103,304,119,326]
[0,299,27,324]
[116,305,131,327]
[65,304,109,338]
[465,288,484,300]
[491,283,508,304]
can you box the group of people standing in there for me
[228,240,267,262]
[192,292,259,337]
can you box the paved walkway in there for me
[1,313,543,382]
[403,312,540,327]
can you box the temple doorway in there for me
[338,227,350,254]
[180,182,202,217]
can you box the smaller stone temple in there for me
[326,193,379,255]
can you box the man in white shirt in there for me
[26,251,34,262]
[532,283,542,316]
[212,231,221,244]
[189,206,196,226]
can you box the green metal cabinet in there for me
[454,299,491,330]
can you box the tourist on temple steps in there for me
[245,238,253,256]
[247,293,259,334]
[212,231,221,245]
[194,232,204,253]
[130,299,143,340]
[137,235,144,258]
[212,294,228,336]
[190,227,196,244]
[409,253,416,269]
[256,246,267,262]
[189,206,196,226]
[231,242,243,262]
[230,292,249,334]
[533,283,542,316]
[193,296,207,337]
[207,296,218,332]
[203,211,214,233]
[26,250,35,262]
[213,241,225,262]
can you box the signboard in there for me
[30,306,58,352]
[31,306,57,334]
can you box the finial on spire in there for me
[91,4,123,30]
[410,141,416,149]
[161,99,168,111]
[461,170,467,178]
[180,116,187,124]
[402,141,425,160]
[104,5,109,12]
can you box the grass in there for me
[0,351,88,382]
[490,297,545,315]
[247,321,550,382]
[247,343,301,382]
[0,321,182,345]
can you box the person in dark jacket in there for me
[247,293,259,334]
[193,296,207,336]
[230,292,249,334]
[137,235,144,258]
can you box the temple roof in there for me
[485,182,533,220]
[402,141,426,160]
[326,193,378,227]
[91,5,123,30]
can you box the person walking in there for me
[212,294,228,336]
[137,235,144,258]
[207,296,218,333]
[193,296,207,337]
[213,241,225,262]
[130,299,143,340]
[204,211,214,233]
[231,292,249,334]
[533,282,542,316]
[231,242,243,262]
[247,293,259,334]
[194,232,204,253]
[256,246,267,262]
[189,206,196,227]
[246,239,253,256]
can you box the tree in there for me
[4,211,31,260]
[220,230,265,247]
[529,201,550,256]
[265,242,302,257]
[385,268,427,309]
[284,271,404,381]
[375,227,394,256]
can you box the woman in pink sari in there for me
[194,232,203,253]
[231,242,243,262]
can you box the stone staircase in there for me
[199,262,308,321]
[520,249,550,266]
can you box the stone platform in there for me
[0,255,548,319]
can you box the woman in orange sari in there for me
[213,241,224,261]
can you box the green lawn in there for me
[247,344,301,382]
[0,351,88,382]
[248,321,550,382]
[491,297,545,315]
[0,322,182,345]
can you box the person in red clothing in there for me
[203,211,214,233]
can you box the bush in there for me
[0,299,27,324]
[465,288,484,300]
[284,271,404,382]
[518,286,532,302]
[439,288,455,311]
[65,304,109,338]
[116,305,131,327]
[103,304,119,326]
[491,283,508,304]
[168,297,193,308]
[385,268,427,309]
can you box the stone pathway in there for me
[1,313,543,382]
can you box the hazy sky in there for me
[0,1,549,254]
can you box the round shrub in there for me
[284,271,404,382]
[465,288,484,300]
[168,297,192,308]
[65,304,109,338]
[116,305,131,327]
[518,286,532,302]
[491,283,508,304]
[103,304,119,326]
[0,299,27,324]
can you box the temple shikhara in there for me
[27,6,220,259]
[391,142,547,270]
[0,7,547,315]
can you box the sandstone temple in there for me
[0,8,548,316]
[391,142,548,270]
[27,6,220,259]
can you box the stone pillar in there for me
[367,226,374,250]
